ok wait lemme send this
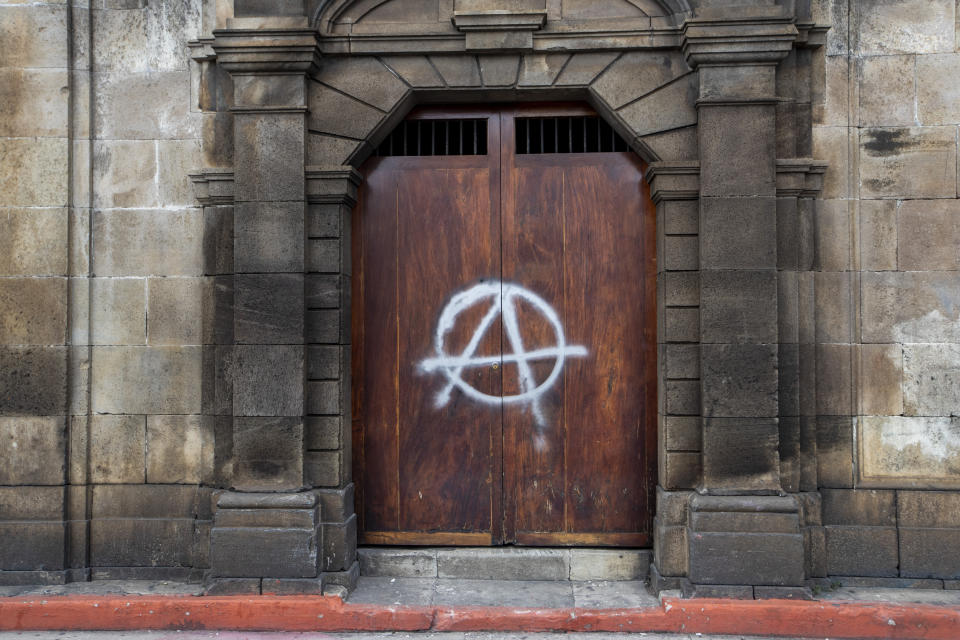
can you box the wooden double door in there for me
[352,105,656,547]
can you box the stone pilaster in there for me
[681,4,807,594]
[206,17,322,593]
[304,166,362,590]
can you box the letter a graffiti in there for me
[419,281,588,427]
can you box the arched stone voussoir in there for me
[429,55,482,87]
[614,71,698,138]
[315,56,409,112]
[477,55,521,88]
[553,52,621,87]
[308,81,391,141]
[589,50,691,111]
[637,125,699,162]
[380,55,445,88]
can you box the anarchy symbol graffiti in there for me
[419,281,588,426]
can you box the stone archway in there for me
[196,0,829,597]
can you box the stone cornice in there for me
[189,168,235,206]
[212,27,321,75]
[775,159,827,198]
[306,166,363,206]
[645,161,700,203]
[681,10,798,68]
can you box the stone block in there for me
[0,68,68,138]
[92,140,158,209]
[661,451,701,490]
[640,126,698,162]
[702,418,779,492]
[553,52,618,86]
[233,417,304,491]
[777,198,799,271]
[430,55,483,87]
[158,139,202,207]
[94,71,197,140]
[0,138,68,207]
[683,583,754,599]
[89,414,145,484]
[437,548,568,580]
[90,278,146,346]
[917,53,960,125]
[0,523,65,571]
[902,344,960,417]
[92,209,204,277]
[816,55,849,126]
[234,113,305,203]
[825,525,899,577]
[663,271,698,308]
[316,57,408,113]
[308,238,340,273]
[664,307,699,343]
[816,344,853,415]
[147,277,206,346]
[90,518,194,567]
[305,450,340,487]
[205,578,262,595]
[235,274,304,345]
[855,0,955,55]
[859,127,957,199]
[0,417,66,485]
[663,235,698,271]
[234,74,305,110]
[359,547,437,578]
[234,202,305,273]
[306,416,340,450]
[232,345,304,417]
[689,531,805,586]
[379,56,444,88]
[700,270,777,343]
[699,105,776,198]
[309,83,384,140]
[0,278,67,345]
[816,416,855,488]
[665,379,699,416]
[307,134,360,166]
[811,126,849,200]
[898,491,960,527]
[315,485,353,523]
[91,346,202,414]
[91,3,194,72]
[779,345,800,417]
[146,415,209,484]
[306,309,341,344]
[321,514,357,571]
[569,549,650,581]
[860,200,898,271]
[814,271,852,344]
[664,416,701,452]
[92,485,199,519]
[261,578,324,595]
[0,486,64,521]
[664,344,699,381]
[590,51,690,110]
[662,200,698,235]
[307,345,341,380]
[821,489,896,526]
[215,509,316,529]
[859,344,904,416]
[0,346,67,415]
[858,55,916,126]
[700,198,777,270]
[654,522,688,576]
[815,199,851,271]
[617,73,698,137]
[897,199,960,271]
[860,416,960,486]
[861,272,960,343]
[701,344,778,418]
[0,208,67,276]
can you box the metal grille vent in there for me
[374,118,488,157]
[516,116,629,154]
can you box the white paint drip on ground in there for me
[419,281,587,427]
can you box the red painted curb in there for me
[0,595,958,638]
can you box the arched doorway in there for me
[351,103,657,547]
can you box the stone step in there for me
[358,547,651,581]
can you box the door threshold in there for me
[358,546,651,582]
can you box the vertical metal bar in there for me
[582,117,587,152]
[568,117,573,153]
[416,120,421,155]
[554,117,559,153]
[525,119,530,154]
[445,120,449,155]
[539,118,544,154]
[473,120,478,154]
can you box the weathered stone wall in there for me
[812,0,960,583]
[2,0,960,590]
[0,0,211,583]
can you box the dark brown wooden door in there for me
[352,105,656,547]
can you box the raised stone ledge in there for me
[645,161,699,203]
[189,168,235,205]
[217,492,317,510]
[306,165,363,205]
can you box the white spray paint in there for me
[419,281,588,427]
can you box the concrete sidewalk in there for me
[0,579,959,639]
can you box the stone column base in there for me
[206,491,322,594]
[687,495,806,588]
